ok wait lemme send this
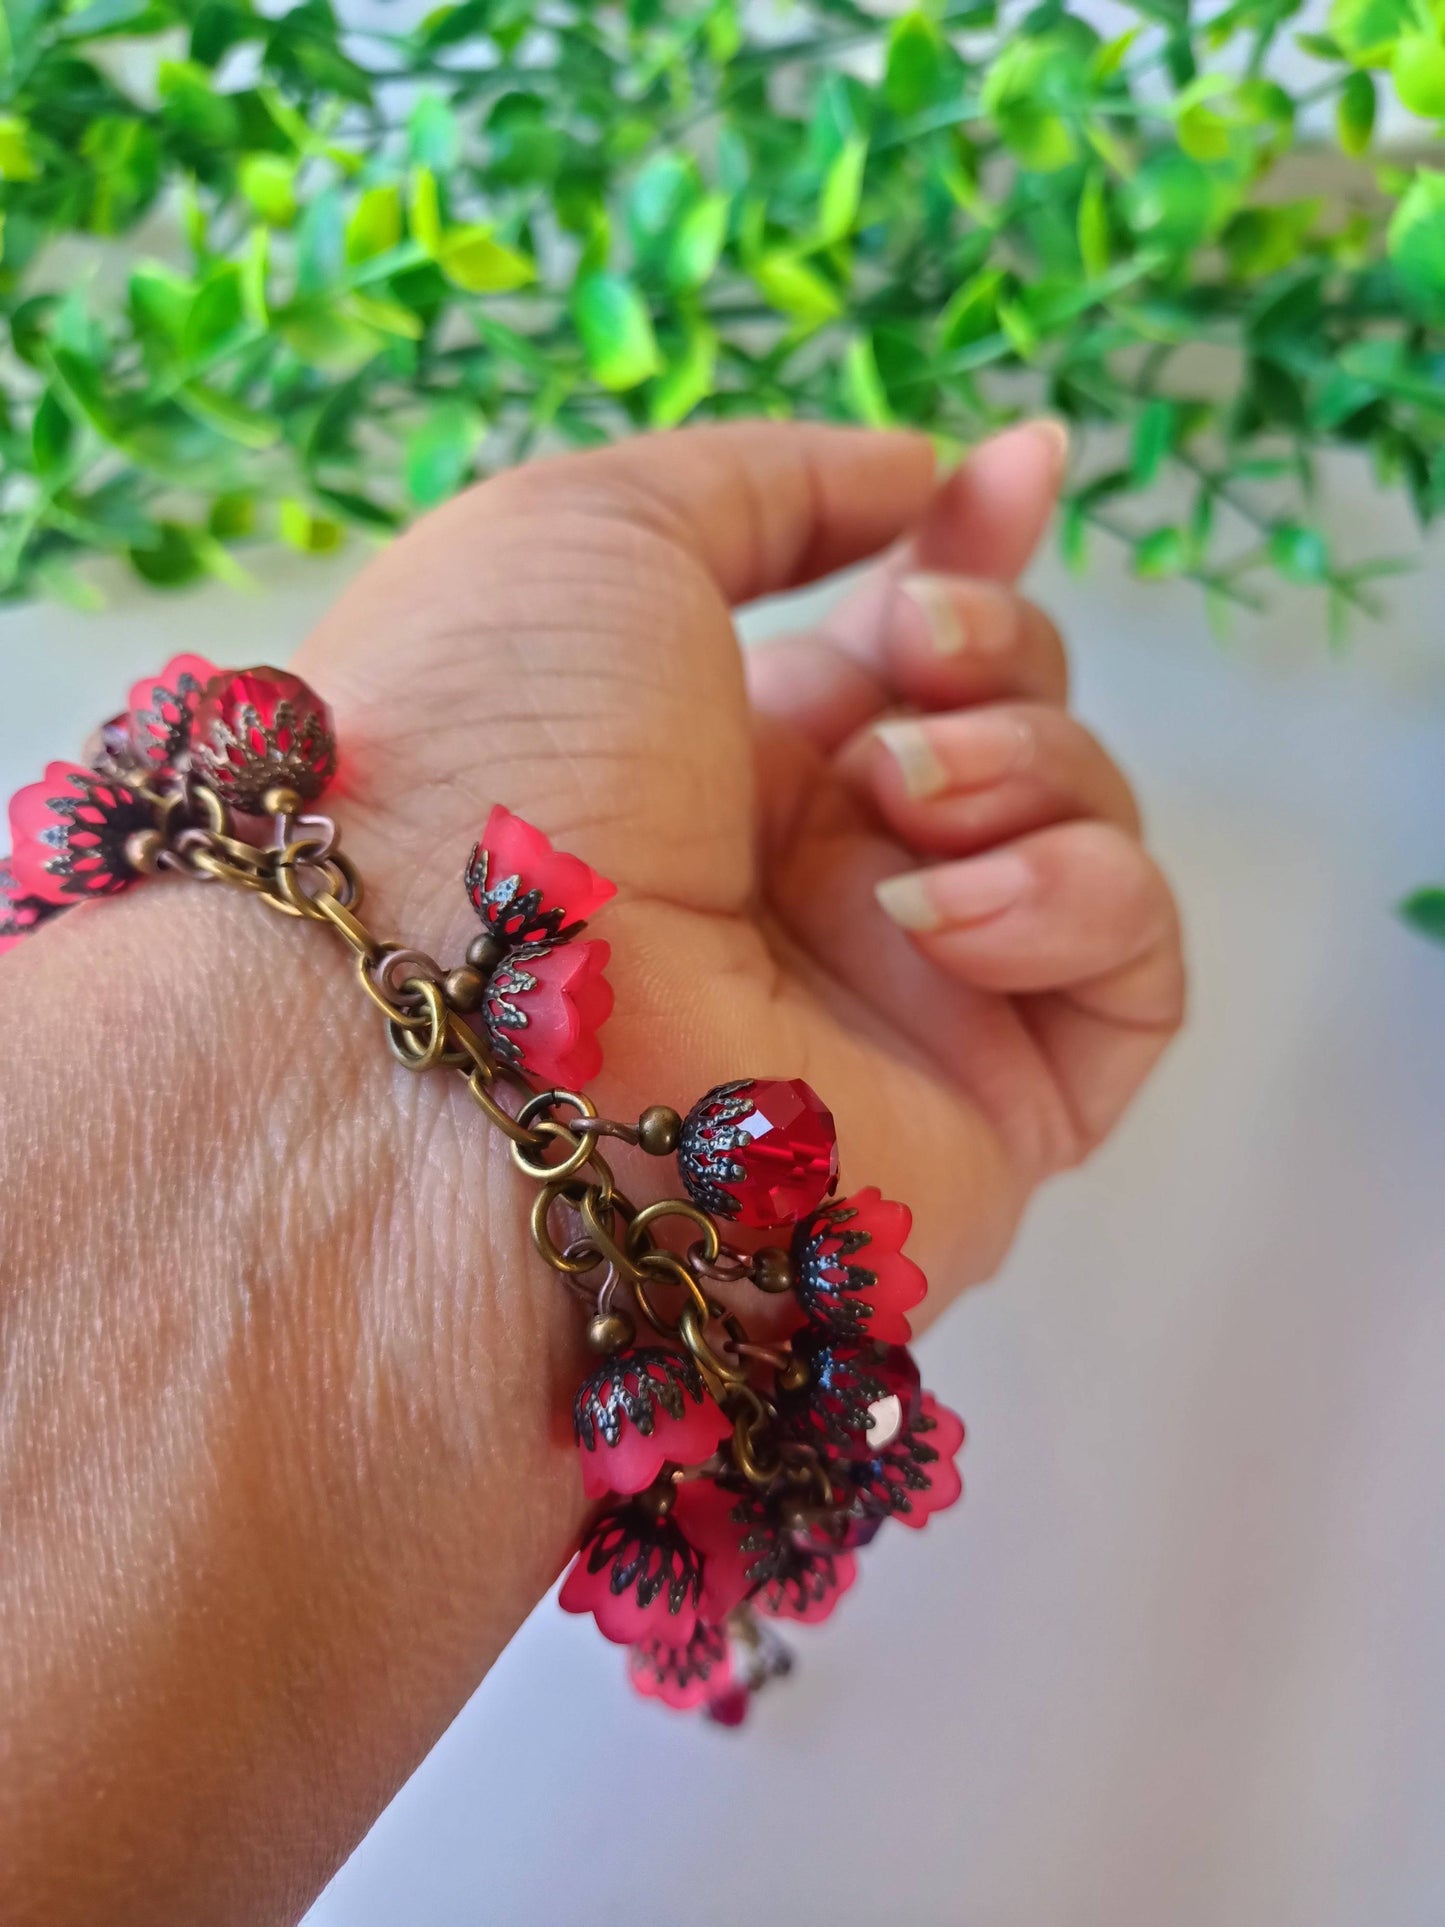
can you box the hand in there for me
[300,417,1183,1294]
[0,421,1182,1927]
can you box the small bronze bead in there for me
[123,827,165,875]
[443,964,486,1012]
[465,932,505,974]
[261,784,303,818]
[775,1355,811,1394]
[636,1104,682,1156]
[587,1308,636,1354]
[752,1246,794,1294]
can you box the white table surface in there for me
[3,452,1443,1927]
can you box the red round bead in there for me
[678,1077,839,1229]
[190,667,337,809]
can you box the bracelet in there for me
[3,655,965,1726]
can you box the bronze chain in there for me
[163,782,785,1487]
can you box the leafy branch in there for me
[0,0,1443,619]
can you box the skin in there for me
[0,420,1183,1926]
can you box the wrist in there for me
[0,867,586,1924]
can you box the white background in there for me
[3,451,1444,1926]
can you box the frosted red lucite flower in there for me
[677,1077,839,1228]
[482,938,613,1087]
[558,1502,703,1647]
[0,862,61,952]
[792,1187,928,1345]
[783,1332,923,1463]
[190,667,336,808]
[756,1546,858,1625]
[8,762,154,904]
[574,1348,731,1500]
[127,653,218,776]
[466,803,615,946]
[842,1393,966,1531]
[629,1621,733,1712]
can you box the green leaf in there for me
[1134,527,1187,578]
[1400,886,1445,942]
[129,522,206,587]
[405,398,484,507]
[1388,169,1445,322]
[182,265,248,360]
[347,292,424,339]
[940,269,1003,350]
[572,274,662,390]
[649,319,717,428]
[409,167,442,254]
[818,137,867,245]
[177,382,281,448]
[885,12,944,116]
[1328,0,1410,65]
[1130,398,1177,486]
[280,302,382,374]
[841,334,892,427]
[752,252,842,327]
[1392,33,1445,116]
[435,227,535,294]
[1124,151,1231,250]
[347,184,402,264]
[278,499,345,554]
[1337,70,1377,153]
[239,153,297,226]
[32,390,75,480]
[409,93,458,172]
[0,115,37,181]
[1078,172,1110,276]
[667,195,729,292]
[1268,520,1330,582]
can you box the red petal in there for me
[480,804,616,924]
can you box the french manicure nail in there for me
[1032,416,1070,482]
[874,871,941,932]
[877,851,1032,935]
[900,573,967,656]
[875,719,948,800]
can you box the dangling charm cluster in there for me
[3,653,966,1726]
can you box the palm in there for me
[298,421,1179,1314]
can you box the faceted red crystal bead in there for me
[677,1077,838,1229]
[190,666,336,809]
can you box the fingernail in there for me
[874,719,949,800]
[1031,417,1070,484]
[874,871,941,932]
[900,573,967,656]
[876,851,1032,934]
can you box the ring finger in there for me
[840,701,1143,860]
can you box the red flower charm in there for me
[782,1332,923,1463]
[190,667,337,808]
[127,653,218,776]
[574,1348,731,1500]
[792,1188,928,1345]
[669,1478,786,1624]
[839,1394,966,1532]
[756,1545,858,1625]
[8,762,155,904]
[558,1501,703,1647]
[0,862,63,954]
[629,1620,733,1713]
[482,939,612,1088]
[465,804,615,947]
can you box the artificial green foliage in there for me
[1,0,1444,621]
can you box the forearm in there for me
[0,881,585,1925]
